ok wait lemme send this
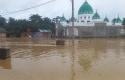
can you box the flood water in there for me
[0,38,125,80]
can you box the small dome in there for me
[78,0,93,15]
[59,15,67,22]
[69,17,77,22]
[116,17,122,23]
[103,15,109,22]
[112,18,117,23]
[114,15,122,23]
[92,10,100,19]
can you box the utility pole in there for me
[71,0,75,46]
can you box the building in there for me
[0,27,6,38]
[21,29,52,38]
[56,0,124,38]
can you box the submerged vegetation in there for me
[0,14,55,37]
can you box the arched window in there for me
[87,21,90,23]
[81,20,84,22]
[88,16,90,19]
[84,16,86,19]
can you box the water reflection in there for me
[76,38,125,72]
[70,47,75,80]
[0,59,12,69]
[0,38,125,80]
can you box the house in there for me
[21,29,52,38]
[0,27,6,38]
[38,29,52,38]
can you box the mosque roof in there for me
[116,17,122,23]
[103,15,109,22]
[78,0,93,15]
[92,10,101,19]
[59,15,67,22]
[113,15,122,23]
[69,17,77,22]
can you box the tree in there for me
[0,15,6,28]
[4,14,56,37]
[29,14,42,22]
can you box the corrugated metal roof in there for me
[38,29,51,33]
[0,27,6,33]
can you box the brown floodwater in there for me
[0,38,125,80]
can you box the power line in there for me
[1,0,56,16]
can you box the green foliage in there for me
[0,15,6,28]
[2,14,55,37]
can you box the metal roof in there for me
[0,27,7,33]
[38,29,51,33]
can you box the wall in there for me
[63,22,124,38]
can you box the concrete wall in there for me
[79,26,94,37]
[106,26,122,37]
[59,23,124,38]
[94,23,107,37]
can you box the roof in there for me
[59,15,67,22]
[38,29,51,33]
[116,17,122,23]
[69,17,77,22]
[113,16,122,23]
[0,27,7,33]
[103,16,109,22]
[78,0,93,15]
[92,10,101,19]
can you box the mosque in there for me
[56,0,124,38]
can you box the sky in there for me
[0,0,125,21]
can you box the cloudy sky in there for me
[0,0,125,21]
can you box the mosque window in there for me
[81,17,82,19]
[87,21,90,23]
[81,20,84,22]
[84,16,86,19]
[88,16,90,19]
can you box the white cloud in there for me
[0,0,125,20]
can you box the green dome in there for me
[112,16,122,23]
[69,17,77,22]
[112,18,117,23]
[116,17,122,23]
[103,16,109,22]
[78,1,93,15]
[92,11,100,19]
[59,15,67,22]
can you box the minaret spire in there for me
[96,9,97,13]
[63,13,64,16]
[85,0,87,2]
[118,14,119,18]
[105,14,107,18]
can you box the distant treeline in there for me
[0,14,55,37]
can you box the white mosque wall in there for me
[67,22,95,27]
[61,21,123,27]
[93,19,103,22]
[62,22,124,38]
[78,14,93,23]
